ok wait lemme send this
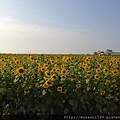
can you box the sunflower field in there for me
[0,54,120,119]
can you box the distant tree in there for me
[94,52,98,55]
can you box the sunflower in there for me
[29,56,34,61]
[4,63,8,66]
[16,67,26,75]
[85,58,89,62]
[2,113,10,120]
[112,79,116,83]
[37,65,41,71]
[11,70,14,74]
[98,54,102,57]
[100,91,106,95]
[45,80,53,87]
[111,70,118,75]
[31,75,35,80]
[56,68,60,73]
[95,68,100,73]
[13,57,17,61]
[50,59,54,64]
[52,68,56,72]
[61,75,66,79]
[10,61,13,65]
[99,64,103,68]
[100,80,104,84]
[87,71,92,76]
[24,89,30,95]
[42,84,48,88]
[15,60,19,64]
[41,67,45,72]
[35,83,39,88]
[51,74,58,81]
[103,68,109,73]
[116,61,119,65]
[44,71,51,77]
[43,63,48,68]
[94,75,99,79]
[61,69,67,75]
[72,75,76,80]
[57,87,62,92]
[61,64,66,69]
[105,80,110,85]
[54,64,58,68]
[35,60,39,64]
[76,84,81,89]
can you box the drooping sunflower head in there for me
[42,84,48,88]
[24,89,30,95]
[44,71,51,77]
[51,74,58,81]
[45,80,53,87]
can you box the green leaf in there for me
[35,105,41,112]
[20,106,26,114]
[42,105,48,113]
[1,101,5,107]
[72,101,78,112]
[86,79,90,84]
[68,99,74,106]
[42,90,47,96]
[0,88,5,93]
[46,96,53,105]
[96,103,102,113]
[103,107,108,113]
[0,94,2,100]
[64,108,68,114]
[39,80,45,84]
[87,86,90,91]
[50,108,54,114]
[27,104,32,111]
[74,101,78,109]
[79,97,84,104]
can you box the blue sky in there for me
[0,0,120,54]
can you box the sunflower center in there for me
[19,68,24,73]
[47,81,51,84]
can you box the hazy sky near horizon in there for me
[0,0,120,54]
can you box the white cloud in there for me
[0,16,96,54]
[0,15,16,23]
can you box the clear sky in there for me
[0,0,120,54]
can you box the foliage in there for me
[0,54,120,119]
